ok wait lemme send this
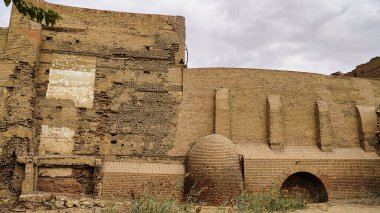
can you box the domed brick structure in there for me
[186,134,244,205]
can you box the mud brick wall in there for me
[0,0,185,195]
[345,57,380,79]
[33,1,185,158]
[0,5,41,192]
[172,68,380,156]
[0,27,7,52]
[244,158,380,199]
[101,162,185,199]
[37,167,94,194]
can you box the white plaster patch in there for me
[39,125,76,156]
[46,54,96,108]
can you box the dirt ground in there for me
[293,203,380,213]
[2,203,380,213]
[2,195,380,212]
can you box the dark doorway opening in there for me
[281,172,328,203]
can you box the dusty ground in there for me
[1,195,380,212]
[1,203,380,212]
[293,203,380,213]
[188,203,380,213]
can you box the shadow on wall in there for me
[281,172,328,203]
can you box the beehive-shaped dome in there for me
[186,134,243,205]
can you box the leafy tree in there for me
[4,0,62,26]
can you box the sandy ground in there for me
[293,203,380,213]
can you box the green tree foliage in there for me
[4,0,62,26]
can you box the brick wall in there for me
[0,5,41,192]
[37,167,94,194]
[240,144,380,199]
[0,0,379,201]
[1,0,186,195]
[172,68,380,157]
[0,27,7,52]
[101,162,184,199]
[244,158,380,199]
[32,1,185,158]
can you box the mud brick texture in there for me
[37,167,94,194]
[0,0,379,202]
[101,162,185,199]
[244,158,380,199]
[186,135,243,205]
[174,68,380,155]
[0,0,185,196]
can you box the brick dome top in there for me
[186,134,243,205]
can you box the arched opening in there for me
[281,172,328,203]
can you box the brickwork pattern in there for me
[0,7,41,192]
[102,162,185,199]
[244,158,380,199]
[175,68,380,156]
[32,1,185,158]
[186,134,243,205]
[37,167,94,194]
[0,0,379,203]
[0,27,7,53]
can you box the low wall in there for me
[101,161,185,199]
[240,144,380,199]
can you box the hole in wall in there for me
[281,172,328,203]
[46,36,53,41]
[111,140,117,145]
[143,70,150,74]
[75,39,80,43]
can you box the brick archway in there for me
[279,167,329,203]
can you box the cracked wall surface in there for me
[0,0,379,201]
[0,0,185,197]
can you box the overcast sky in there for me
[1,0,380,74]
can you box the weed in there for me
[234,187,306,213]
[131,184,192,213]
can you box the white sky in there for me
[1,0,380,74]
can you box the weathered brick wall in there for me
[37,167,94,194]
[238,144,380,199]
[0,27,7,52]
[172,68,380,156]
[345,57,380,79]
[1,0,185,197]
[0,5,41,192]
[1,0,379,201]
[33,1,185,158]
[244,157,380,199]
